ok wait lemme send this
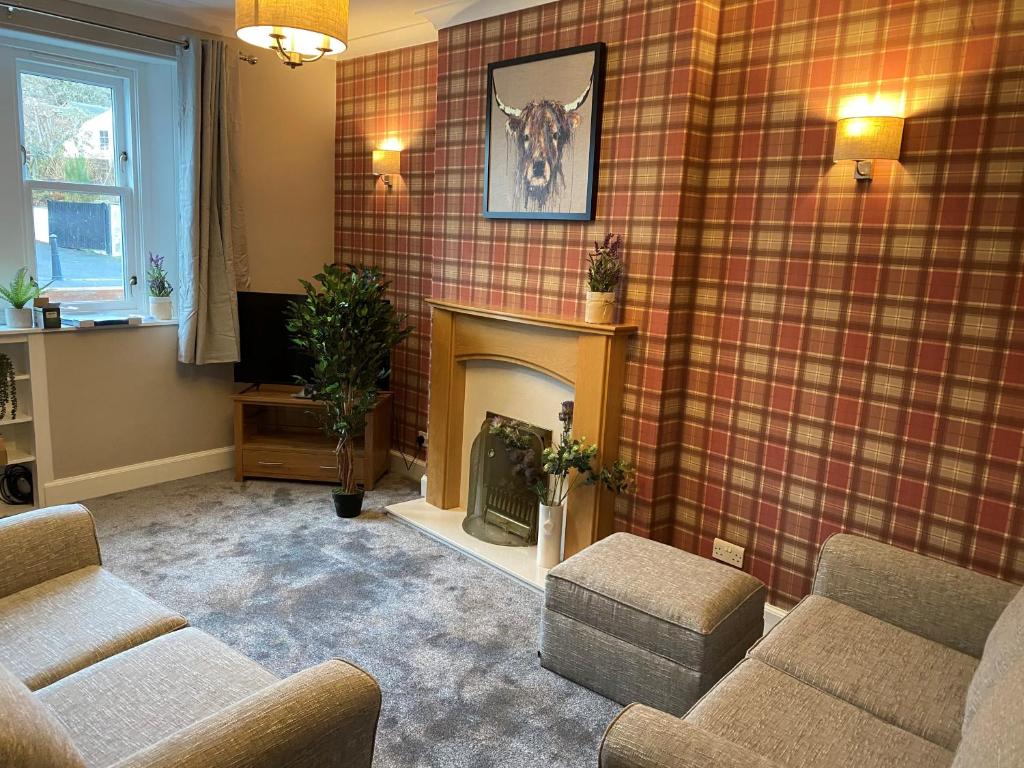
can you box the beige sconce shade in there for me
[833,116,904,180]
[373,149,401,189]
[236,0,348,68]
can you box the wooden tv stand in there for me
[232,386,391,490]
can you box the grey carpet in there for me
[86,471,620,767]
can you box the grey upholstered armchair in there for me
[600,533,1022,768]
[0,504,382,768]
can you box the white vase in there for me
[4,307,31,329]
[584,291,616,324]
[537,502,565,569]
[149,296,173,321]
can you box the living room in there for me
[0,0,1021,766]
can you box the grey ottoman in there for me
[539,532,766,716]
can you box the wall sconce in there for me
[372,149,401,190]
[833,115,904,181]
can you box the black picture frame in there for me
[483,42,606,221]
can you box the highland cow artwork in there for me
[483,44,605,221]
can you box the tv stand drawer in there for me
[242,448,344,482]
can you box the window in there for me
[0,33,178,315]
[17,63,134,306]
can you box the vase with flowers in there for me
[534,400,635,568]
[584,233,624,324]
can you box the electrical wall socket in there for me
[417,431,428,448]
[712,537,744,568]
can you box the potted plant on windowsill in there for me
[584,233,625,324]
[0,268,52,329]
[147,253,173,320]
[287,264,412,518]
[534,401,635,568]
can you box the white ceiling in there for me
[75,0,554,57]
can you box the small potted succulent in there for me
[584,233,625,324]
[147,253,173,320]
[0,268,51,329]
[534,401,635,568]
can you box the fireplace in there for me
[463,414,551,546]
[424,299,636,559]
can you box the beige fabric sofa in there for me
[600,533,1023,768]
[0,504,382,768]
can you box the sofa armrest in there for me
[0,504,101,599]
[600,704,781,768]
[812,533,1019,657]
[112,660,381,768]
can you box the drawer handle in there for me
[257,461,285,467]
[319,465,337,470]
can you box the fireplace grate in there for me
[463,413,550,547]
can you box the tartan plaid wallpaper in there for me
[680,0,1024,605]
[335,0,1024,607]
[335,43,437,454]
[431,0,723,545]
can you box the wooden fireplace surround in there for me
[425,299,637,558]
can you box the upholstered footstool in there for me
[539,532,766,716]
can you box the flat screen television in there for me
[234,291,312,386]
[234,290,391,389]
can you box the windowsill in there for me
[0,317,178,335]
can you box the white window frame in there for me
[0,32,178,318]
[14,53,141,312]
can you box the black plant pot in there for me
[333,489,364,518]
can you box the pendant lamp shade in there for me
[236,0,348,67]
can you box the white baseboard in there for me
[763,603,788,634]
[389,449,426,485]
[43,446,234,506]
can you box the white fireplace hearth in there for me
[386,496,547,590]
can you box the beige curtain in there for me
[176,37,251,364]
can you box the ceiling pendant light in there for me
[236,0,349,69]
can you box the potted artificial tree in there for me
[584,233,625,324]
[0,268,51,329]
[147,253,173,320]
[287,264,411,518]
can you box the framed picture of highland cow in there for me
[483,43,605,221]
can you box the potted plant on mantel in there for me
[147,252,174,320]
[584,233,625,324]
[287,264,412,518]
[534,401,635,568]
[0,268,52,329]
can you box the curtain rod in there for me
[4,3,259,63]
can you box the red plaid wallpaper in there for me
[431,0,722,539]
[334,0,1024,607]
[679,0,1024,605]
[335,43,437,454]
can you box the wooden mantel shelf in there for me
[426,299,637,338]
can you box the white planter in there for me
[149,296,173,321]
[584,291,616,324]
[4,307,32,329]
[537,502,565,569]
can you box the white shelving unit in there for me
[0,333,53,517]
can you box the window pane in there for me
[20,72,116,185]
[32,190,126,303]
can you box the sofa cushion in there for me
[546,532,765,669]
[749,595,976,750]
[0,663,86,768]
[0,566,187,690]
[964,586,1023,728]
[686,659,954,768]
[38,627,279,768]
[953,657,1024,768]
